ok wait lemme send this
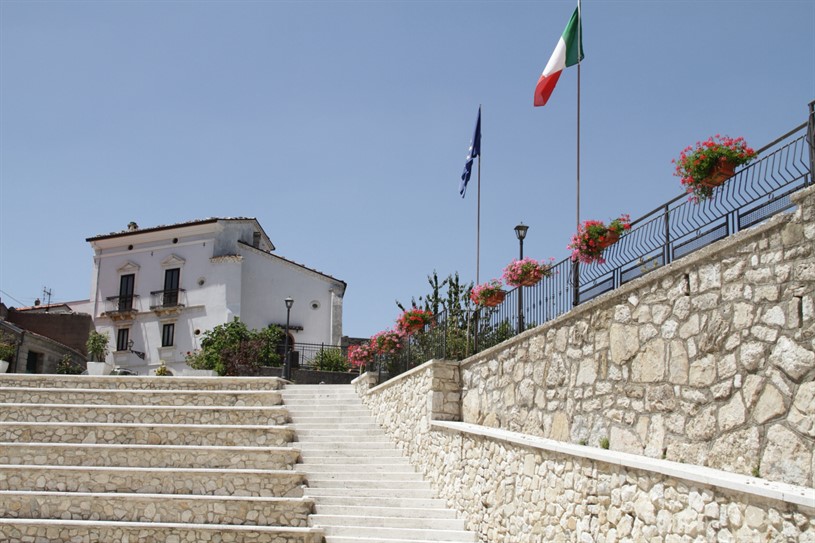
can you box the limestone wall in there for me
[460,185,815,488]
[353,185,815,543]
[355,364,814,543]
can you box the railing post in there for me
[663,204,671,266]
[571,260,580,308]
[808,100,815,185]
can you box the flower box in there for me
[503,257,554,288]
[699,158,736,188]
[483,290,507,307]
[673,135,756,202]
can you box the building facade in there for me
[71,218,346,375]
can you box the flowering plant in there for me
[568,215,631,265]
[370,330,402,355]
[673,135,756,201]
[396,308,434,335]
[502,257,554,287]
[347,343,374,368]
[470,279,506,307]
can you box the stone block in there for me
[609,324,639,363]
[788,382,815,437]
[761,424,813,487]
[631,340,666,383]
[769,336,815,381]
[752,384,786,424]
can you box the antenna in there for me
[42,287,52,311]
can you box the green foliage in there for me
[599,437,610,450]
[86,331,110,362]
[313,348,349,372]
[154,361,171,376]
[477,319,515,351]
[56,354,83,375]
[185,319,283,376]
[0,332,16,361]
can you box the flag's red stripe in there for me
[534,70,562,107]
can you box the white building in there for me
[71,218,346,375]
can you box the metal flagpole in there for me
[572,0,582,308]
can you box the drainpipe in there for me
[329,288,335,345]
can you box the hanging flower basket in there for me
[673,135,756,202]
[503,257,554,288]
[370,330,402,356]
[568,215,631,265]
[348,343,374,369]
[471,280,506,307]
[396,308,434,335]
[699,157,737,188]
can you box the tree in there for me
[86,331,110,362]
[185,318,283,376]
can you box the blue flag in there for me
[460,107,481,198]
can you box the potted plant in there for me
[370,330,402,356]
[85,331,112,375]
[673,135,757,202]
[154,360,171,376]
[348,343,374,372]
[0,333,16,373]
[503,257,554,288]
[396,308,434,335]
[568,215,631,265]
[470,279,506,307]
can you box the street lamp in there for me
[283,297,294,381]
[514,223,528,334]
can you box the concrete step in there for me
[296,441,398,451]
[324,537,463,543]
[315,495,449,509]
[0,442,300,470]
[299,463,416,474]
[299,452,407,462]
[294,434,391,443]
[0,386,283,406]
[0,421,294,447]
[310,514,466,531]
[306,477,430,489]
[0,490,313,526]
[319,524,478,542]
[316,504,458,519]
[0,465,305,496]
[304,487,437,499]
[0,403,289,426]
[293,429,386,437]
[0,518,323,543]
[0,374,284,391]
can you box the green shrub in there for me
[86,331,110,362]
[56,355,83,375]
[313,348,349,372]
[185,319,283,376]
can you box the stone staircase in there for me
[282,383,478,543]
[0,374,323,543]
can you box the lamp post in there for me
[283,297,294,381]
[514,223,528,334]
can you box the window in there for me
[119,274,135,311]
[25,351,40,373]
[116,328,130,352]
[161,323,175,347]
[163,268,180,306]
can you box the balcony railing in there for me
[150,289,186,310]
[375,104,814,383]
[104,295,140,316]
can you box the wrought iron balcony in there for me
[150,289,186,311]
[103,295,140,319]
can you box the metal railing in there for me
[104,295,140,315]
[288,342,351,372]
[150,289,187,310]
[376,105,814,382]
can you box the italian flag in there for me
[534,6,584,107]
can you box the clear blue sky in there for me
[1,0,813,339]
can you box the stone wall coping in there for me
[0,421,293,431]
[460,183,815,371]
[360,360,456,395]
[0,489,312,503]
[0,517,325,535]
[431,420,815,510]
[0,375,284,384]
[0,442,301,453]
[0,464,304,476]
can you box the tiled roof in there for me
[86,217,257,241]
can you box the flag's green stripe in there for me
[562,7,584,67]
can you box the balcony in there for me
[103,295,140,321]
[150,289,186,316]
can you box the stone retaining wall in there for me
[0,374,284,390]
[0,465,305,496]
[0,404,289,425]
[0,443,300,470]
[459,185,815,488]
[355,364,814,542]
[0,492,313,527]
[0,421,294,446]
[0,387,283,406]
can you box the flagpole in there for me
[572,0,582,308]
[476,110,481,286]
